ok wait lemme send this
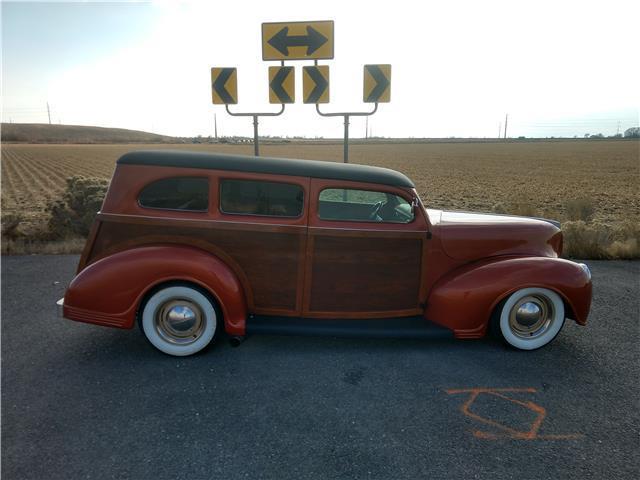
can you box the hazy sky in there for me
[2,0,639,138]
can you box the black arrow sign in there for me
[270,67,293,103]
[268,26,328,56]
[365,65,390,103]
[305,66,328,103]
[212,68,236,104]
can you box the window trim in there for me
[218,178,305,219]
[317,187,416,225]
[137,176,210,213]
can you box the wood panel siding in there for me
[306,231,423,315]
[88,214,305,314]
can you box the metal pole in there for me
[343,115,349,163]
[224,104,284,158]
[253,115,259,156]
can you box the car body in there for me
[58,150,592,356]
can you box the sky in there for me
[1,0,639,139]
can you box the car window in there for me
[220,179,303,217]
[138,177,208,211]
[319,188,414,223]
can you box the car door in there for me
[303,178,429,318]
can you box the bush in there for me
[1,214,24,240]
[47,176,109,239]
[564,198,595,222]
[562,220,640,259]
[562,221,612,259]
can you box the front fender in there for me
[63,245,247,335]
[425,257,592,338]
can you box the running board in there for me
[246,315,453,339]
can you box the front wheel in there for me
[140,285,218,356]
[495,287,565,350]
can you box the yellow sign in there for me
[363,64,391,103]
[262,21,334,61]
[269,66,295,104]
[303,65,329,104]
[211,68,238,104]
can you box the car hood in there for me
[428,209,562,261]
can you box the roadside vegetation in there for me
[1,176,107,255]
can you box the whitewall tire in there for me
[141,285,217,356]
[497,287,565,351]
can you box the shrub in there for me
[47,176,109,239]
[561,221,612,259]
[1,214,24,240]
[564,198,595,222]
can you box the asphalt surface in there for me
[1,256,638,480]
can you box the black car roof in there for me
[117,150,415,188]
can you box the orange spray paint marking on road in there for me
[446,388,583,440]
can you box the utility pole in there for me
[616,121,621,136]
[365,116,369,139]
[498,122,502,139]
[47,102,51,124]
[214,113,218,139]
[504,113,508,139]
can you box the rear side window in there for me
[220,179,303,217]
[138,177,208,211]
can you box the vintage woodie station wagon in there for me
[58,150,592,356]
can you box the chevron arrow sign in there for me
[303,65,330,104]
[269,66,295,104]
[363,64,391,103]
[211,67,238,104]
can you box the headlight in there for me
[578,263,591,281]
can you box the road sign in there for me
[262,21,334,61]
[269,66,295,104]
[303,65,329,104]
[363,64,391,103]
[211,68,238,104]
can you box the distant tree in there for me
[590,133,604,138]
[584,133,590,138]
[624,127,640,138]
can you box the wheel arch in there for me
[63,244,248,334]
[424,256,592,339]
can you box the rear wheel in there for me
[140,285,217,356]
[495,287,565,350]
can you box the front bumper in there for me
[56,298,64,318]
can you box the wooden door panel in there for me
[307,233,423,314]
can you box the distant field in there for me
[2,140,638,235]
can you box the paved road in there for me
[1,256,638,480]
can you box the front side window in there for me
[220,179,303,217]
[138,177,209,211]
[319,188,414,223]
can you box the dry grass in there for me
[1,139,638,258]
[1,237,85,255]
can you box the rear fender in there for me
[425,257,592,338]
[63,245,247,334]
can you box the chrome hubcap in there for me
[508,295,554,339]
[155,299,205,345]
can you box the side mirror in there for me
[411,197,420,212]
